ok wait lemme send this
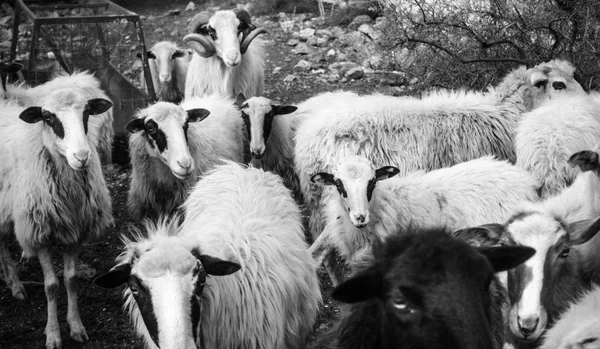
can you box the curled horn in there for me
[235,10,267,55]
[184,11,216,58]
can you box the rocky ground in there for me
[0,1,405,348]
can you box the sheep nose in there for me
[552,81,566,90]
[356,215,366,223]
[177,159,192,170]
[251,151,264,159]
[517,316,539,336]
[159,74,171,82]
[73,150,89,164]
[226,52,240,66]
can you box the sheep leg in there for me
[0,237,27,300]
[63,252,88,343]
[38,248,62,349]
[323,249,345,287]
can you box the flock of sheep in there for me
[1,7,600,349]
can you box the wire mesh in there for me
[10,0,155,133]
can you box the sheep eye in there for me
[145,123,157,133]
[534,80,548,88]
[42,111,54,122]
[207,26,217,40]
[393,297,409,310]
[130,285,139,295]
[559,247,570,258]
[552,81,566,90]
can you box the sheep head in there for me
[0,61,23,99]
[184,10,266,65]
[311,156,400,228]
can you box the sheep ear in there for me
[332,271,381,303]
[271,105,297,116]
[19,106,43,123]
[2,62,23,74]
[93,264,131,289]
[235,93,246,107]
[375,166,400,181]
[198,255,241,276]
[136,52,142,59]
[187,108,210,123]
[172,50,186,59]
[87,98,113,115]
[146,51,156,59]
[311,172,335,186]
[567,217,600,245]
[478,246,535,272]
[126,118,146,133]
[453,224,505,247]
[568,150,599,172]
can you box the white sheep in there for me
[295,60,583,241]
[126,94,244,221]
[541,284,600,349]
[183,10,266,99]
[94,162,321,349]
[515,93,600,199]
[138,41,192,103]
[0,90,113,349]
[5,71,115,164]
[236,95,302,199]
[309,155,540,285]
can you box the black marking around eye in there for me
[367,178,377,201]
[183,121,189,143]
[263,111,276,144]
[42,110,64,139]
[241,111,251,141]
[145,120,167,152]
[334,179,347,198]
[130,275,160,347]
[508,265,532,306]
[82,110,90,134]
[191,271,206,344]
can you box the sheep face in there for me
[332,228,535,349]
[238,96,297,159]
[126,102,210,180]
[499,212,600,342]
[148,42,188,84]
[526,62,584,110]
[19,90,112,170]
[311,156,400,228]
[93,237,240,349]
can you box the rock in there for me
[283,74,297,82]
[294,59,312,72]
[328,61,359,76]
[316,29,333,38]
[327,75,339,83]
[338,31,366,46]
[292,43,313,55]
[272,67,282,74]
[358,24,381,41]
[291,31,300,39]
[345,66,364,80]
[374,16,391,31]
[287,39,299,47]
[306,36,318,47]
[409,77,419,85]
[311,69,326,75]
[316,37,329,47]
[326,49,336,59]
[299,28,316,41]
[166,9,181,16]
[307,50,327,64]
[349,15,373,30]
[365,54,384,69]
[170,29,179,36]
[330,27,345,39]
[185,2,196,11]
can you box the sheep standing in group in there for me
[0,89,113,348]
[183,9,266,99]
[295,60,583,240]
[139,41,192,103]
[94,162,321,349]
[126,94,243,221]
[310,227,535,349]
[4,71,115,164]
[309,155,539,285]
[236,95,302,198]
[461,150,600,347]
[515,93,600,199]
[541,284,600,349]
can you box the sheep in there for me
[183,10,266,99]
[309,155,540,285]
[515,93,600,199]
[236,94,302,199]
[0,89,113,349]
[138,41,193,103]
[0,61,23,99]
[4,71,115,164]
[294,60,583,241]
[309,227,535,349]
[540,284,600,349]
[93,162,321,349]
[126,94,244,221]
[460,150,600,347]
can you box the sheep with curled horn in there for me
[183,9,266,99]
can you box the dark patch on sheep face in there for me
[129,274,160,347]
[241,110,251,142]
[42,110,65,139]
[331,228,534,349]
[144,120,168,153]
[190,265,207,344]
[334,179,347,198]
[366,178,377,201]
[508,265,533,306]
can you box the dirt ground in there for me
[0,1,393,348]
